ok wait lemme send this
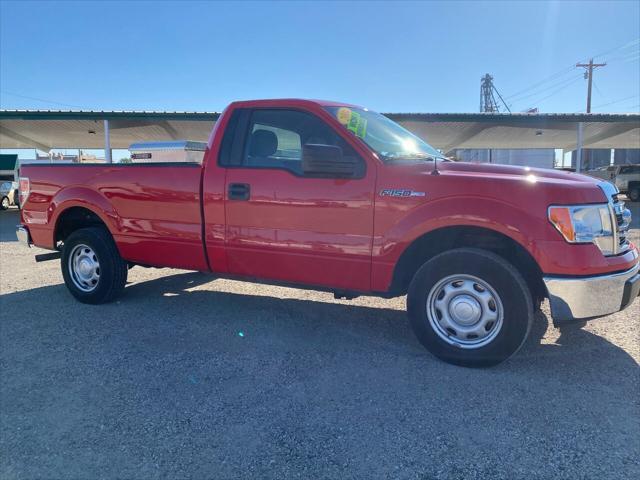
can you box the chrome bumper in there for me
[16,225,31,247]
[544,262,640,322]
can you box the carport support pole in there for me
[104,119,112,163]
[576,122,584,172]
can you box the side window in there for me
[242,109,365,177]
[247,122,302,164]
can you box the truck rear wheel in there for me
[61,227,128,304]
[628,185,639,202]
[407,248,533,367]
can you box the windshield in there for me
[324,106,443,161]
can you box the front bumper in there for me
[544,262,640,322]
[16,224,32,247]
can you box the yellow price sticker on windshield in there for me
[337,107,352,125]
[347,111,367,139]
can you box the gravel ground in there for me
[1,206,639,479]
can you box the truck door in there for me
[220,108,375,291]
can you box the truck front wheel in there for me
[628,185,639,202]
[407,248,533,367]
[61,227,128,304]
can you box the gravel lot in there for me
[1,206,639,479]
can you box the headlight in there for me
[548,204,615,255]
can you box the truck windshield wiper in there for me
[381,153,442,163]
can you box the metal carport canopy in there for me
[0,110,638,151]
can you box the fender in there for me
[48,186,122,247]
[372,195,551,291]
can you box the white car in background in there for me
[0,181,19,210]
[587,165,617,181]
[615,165,640,201]
[587,165,640,202]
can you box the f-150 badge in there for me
[379,189,426,198]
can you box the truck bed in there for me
[20,163,209,271]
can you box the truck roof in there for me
[228,98,364,110]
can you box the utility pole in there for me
[575,59,606,170]
[576,58,606,113]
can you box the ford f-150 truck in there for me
[16,99,639,367]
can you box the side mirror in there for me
[302,144,357,178]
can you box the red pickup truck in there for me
[16,99,639,367]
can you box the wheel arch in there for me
[49,187,121,247]
[388,225,546,303]
[53,205,114,247]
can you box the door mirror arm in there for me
[302,144,357,178]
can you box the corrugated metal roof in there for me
[1,110,638,151]
[0,110,220,120]
[1,109,638,122]
[386,112,640,123]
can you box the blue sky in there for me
[1,0,639,115]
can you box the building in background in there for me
[33,151,102,163]
[453,149,555,169]
[570,149,612,170]
[613,149,640,165]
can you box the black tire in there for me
[0,196,9,210]
[628,186,639,202]
[61,227,128,304]
[407,248,533,368]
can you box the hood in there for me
[384,161,612,205]
[442,162,611,203]
[439,161,599,184]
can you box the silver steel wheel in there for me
[426,274,504,349]
[68,244,101,292]
[1,197,8,209]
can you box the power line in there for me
[503,65,575,100]
[590,37,640,62]
[606,50,640,65]
[591,94,640,110]
[503,38,639,105]
[0,90,90,109]
[592,80,607,101]
[507,73,583,105]
[533,76,583,106]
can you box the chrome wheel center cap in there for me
[79,258,93,276]
[449,294,482,325]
